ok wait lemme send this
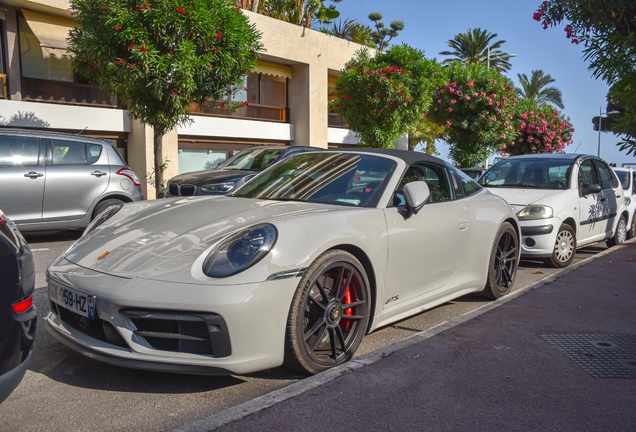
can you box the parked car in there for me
[0,209,37,404]
[480,154,628,268]
[0,129,143,232]
[613,167,636,239]
[461,168,487,181]
[45,149,520,375]
[165,145,316,197]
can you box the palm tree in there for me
[326,18,358,39]
[350,24,375,47]
[439,28,516,73]
[407,117,446,153]
[517,70,565,109]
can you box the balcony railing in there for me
[190,101,287,122]
[21,77,116,107]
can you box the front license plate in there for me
[49,280,96,319]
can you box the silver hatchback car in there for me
[0,129,143,232]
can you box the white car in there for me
[612,167,636,239]
[480,154,628,268]
[45,149,520,375]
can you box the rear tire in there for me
[607,215,627,247]
[628,213,636,240]
[92,199,124,220]
[480,222,518,300]
[548,224,576,268]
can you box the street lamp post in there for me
[597,107,620,158]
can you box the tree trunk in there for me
[153,127,165,198]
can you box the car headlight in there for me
[200,182,237,194]
[83,204,123,236]
[517,204,554,221]
[625,197,632,206]
[203,224,277,278]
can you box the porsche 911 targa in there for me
[45,149,520,375]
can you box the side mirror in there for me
[403,181,430,215]
[581,183,602,196]
[233,174,257,191]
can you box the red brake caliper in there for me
[341,277,354,331]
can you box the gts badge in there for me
[385,295,399,305]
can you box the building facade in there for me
[0,2,362,198]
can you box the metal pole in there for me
[597,106,602,157]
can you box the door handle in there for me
[457,222,469,230]
[600,198,607,202]
[24,171,43,179]
[91,170,108,177]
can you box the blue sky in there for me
[329,0,634,167]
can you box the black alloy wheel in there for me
[284,250,371,374]
[481,222,518,299]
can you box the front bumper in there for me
[518,217,561,258]
[44,264,300,375]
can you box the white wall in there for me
[0,99,131,132]
[180,115,293,142]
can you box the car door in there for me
[0,134,45,223]
[383,162,470,308]
[593,159,622,236]
[577,159,607,242]
[42,139,110,221]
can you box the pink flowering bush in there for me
[332,44,442,148]
[508,98,574,156]
[428,62,518,167]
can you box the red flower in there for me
[220,103,225,109]
[140,46,147,52]
[89,64,94,70]
[169,50,174,54]
[177,6,186,14]
[129,63,135,67]
[215,32,223,39]
[115,25,120,31]
[130,43,135,49]
[102,3,107,7]
[172,91,177,95]
[243,101,249,106]
[244,87,248,91]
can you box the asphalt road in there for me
[0,230,608,431]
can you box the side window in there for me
[593,160,616,189]
[0,136,39,166]
[455,168,483,197]
[86,144,103,164]
[52,140,86,165]
[394,162,452,206]
[578,160,599,188]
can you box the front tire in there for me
[607,215,627,247]
[548,224,576,268]
[627,213,636,240]
[284,250,371,374]
[481,222,518,300]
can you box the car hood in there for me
[63,196,332,279]
[485,187,566,208]
[168,169,254,186]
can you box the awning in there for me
[22,9,75,59]
[255,61,293,80]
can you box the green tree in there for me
[407,117,444,154]
[534,1,636,154]
[368,12,404,51]
[508,98,574,156]
[332,44,441,148]
[350,24,375,47]
[439,28,516,73]
[263,0,341,27]
[428,62,519,167]
[69,0,262,197]
[517,70,565,109]
[320,17,357,38]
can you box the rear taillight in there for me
[116,168,141,186]
[12,295,33,313]
[0,210,6,224]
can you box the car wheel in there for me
[549,224,576,268]
[628,213,636,240]
[607,215,627,247]
[92,199,125,220]
[284,250,371,374]
[480,222,518,300]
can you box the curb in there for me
[174,241,630,432]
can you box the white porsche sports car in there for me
[45,149,520,375]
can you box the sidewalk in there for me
[202,242,636,431]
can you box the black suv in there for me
[0,209,36,404]
[165,145,316,197]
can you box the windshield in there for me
[615,170,630,190]
[232,152,396,207]
[480,158,574,190]
[219,148,285,171]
